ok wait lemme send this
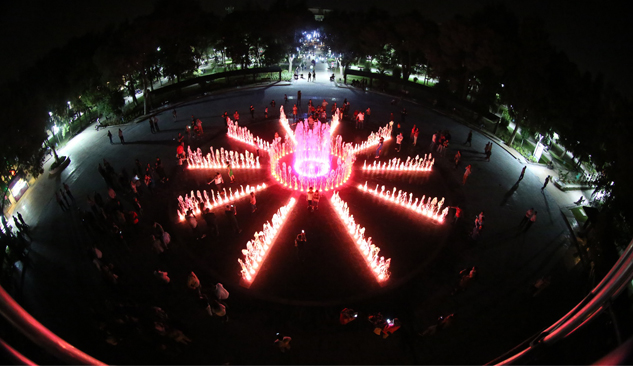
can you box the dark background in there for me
[1,0,630,95]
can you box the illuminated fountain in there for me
[270,117,355,191]
[187,146,260,169]
[239,197,297,287]
[362,154,434,172]
[278,106,296,143]
[349,124,392,154]
[330,108,341,134]
[176,183,268,220]
[227,118,271,151]
[357,181,449,223]
[330,192,391,283]
[293,120,332,178]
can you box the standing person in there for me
[118,129,125,144]
[135,159,143,176]
[312,190,320,210]
[396,133,403,152]
[55,191,68,211]
[186,210,206,240]
[471,222,482,240]
[264,107,268,119]
[295,231,307,262]
[541,175,551,191]
[154,116,160,132]
[203,208,219,237]
[312,70,315,81]
[59,189,71,207]
[307,187,314,210]
[172,108,177,119]
[375,136,384,158]
[16,212,28,229]
[464,130,472,147]
[292,104,298,121]
[485,144,492,162]
[297,90,301,105]
[63,183,75,203]
[358,111,364,129]
[365,107,371,121]
[151,234,167,255]
[307,71,311,82]
[413,128,419,146]
[271,99,276,114]
[284,94,288,104]
[410,124,417,141]
[450,206,462,224]
[518,166,527,181]
[226,162,235,183]
[107,130,113,144]
[454,151,461,168]
[250,192,257,213]
[275,334,292,353]
[519,208,535,228]
[224,205,242,234]
[208,172,224,191]
[133,197,143,214]
[524,211,538,231]
[233,110,240,124]
[463,165,472,185]
[250,105,255,119]
[149,118,156,133]
[187,271,202,293]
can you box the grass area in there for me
[550,150,578,171]
[571,207,588,224]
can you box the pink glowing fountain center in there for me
[271,115,356,191]
[293,120,332,177]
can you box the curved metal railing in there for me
[0,285,105,365]
[489,238,633,365]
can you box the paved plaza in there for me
[4,61,605,364]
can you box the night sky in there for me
[1,0,630,96]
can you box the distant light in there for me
[67,101,71,105]
[11,179,28,197]
[53,125,59,134]
[48,111,53,117]
[501,84,504,87]
[157,47,161,51]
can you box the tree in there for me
[323,11,365,75]
[0,82,48,211]
[501,17,552,145]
